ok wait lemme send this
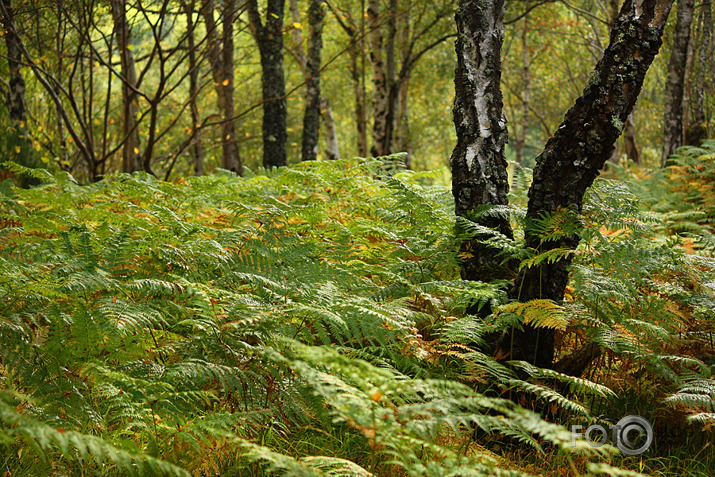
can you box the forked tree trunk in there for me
[662,0,694,166]
[506,0,675,369]
[110,0,142,174]
[451,0,513,283]
[248,0,288,169]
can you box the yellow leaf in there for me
[371,391,382,402]
[292,22,302,29]
[222,79,229,86]
[127,44,134,51]
[133,147,140,154]
[14,146,21,154]
[41,157,49,163]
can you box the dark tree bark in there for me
[248,0,288,169]
[451,0,513,283]
[606,1,640,165]
[301,0,325,162]
[505,0,675,368]
[289,0,339,161]
[662,0,694,166]
[202,0,242,175]
[110,0,142,173]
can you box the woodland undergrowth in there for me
[0,157,713,476]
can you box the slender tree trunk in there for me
[1,0,38,186]
[451,0,513,283]
[349,36,368,156]
[394,2,411,166]
[506,0,675,369]
[368,0,389,157]
[202,0,242,175]
[515,5,530,165]
[395,71,411,167]
[110,0,142,174]
[301,0,325,162]
[320,97,340,159]
[183,0,204,175]
[2,0,28,131]
[662,0,694,166]
[290,0,338,161]
[686,0,712,145]
[248,0,288,169]
[54,4,70,173]
[220,0,240,174]
[623,114,639,163]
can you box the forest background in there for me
[1,0,711,180]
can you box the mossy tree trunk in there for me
[452,0,675,372]
[506,0,675,369]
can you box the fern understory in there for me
[0,157,713,476]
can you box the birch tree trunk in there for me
[451,0,513,283]
[662,0,694,166]
[110,0,142,174]
[248,0,288,169]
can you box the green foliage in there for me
[1,159,598,476]
[2,159,712,475]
